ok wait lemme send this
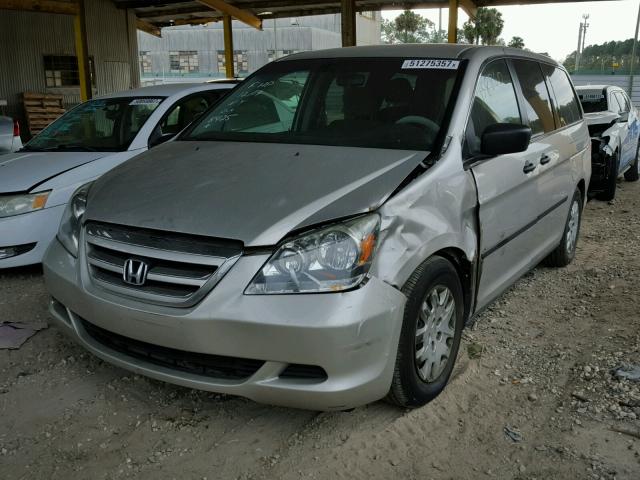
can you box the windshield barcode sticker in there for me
[402,59,460,70]
[129,98,163,105]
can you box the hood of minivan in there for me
[0,151,108,192]
[86,141,427,246]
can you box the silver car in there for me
[43,45,591,411]
[0,83,233,267]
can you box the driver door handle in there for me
[523,161,537,174]
[540,154,551,165]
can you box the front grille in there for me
[81,319,264,380]
[84,222,243,307]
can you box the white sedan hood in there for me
[583,111,619,127]
[0,151,107,193]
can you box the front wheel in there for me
[596,151,619,201]
[544,188,582,268]
[624,141,639,181]
[386,256,464,408]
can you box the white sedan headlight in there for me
[57,182,92,257]
[0,191,50,218]
[245,214,380,294]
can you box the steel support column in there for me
[73,0,92,101]
[448,0,458,43]
[223,14,234,79]
[341,0,356,47]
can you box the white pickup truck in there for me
[575,85,640,200]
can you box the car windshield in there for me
[25,97,165,152]
[578,91,608,113]
[183,58,462,151]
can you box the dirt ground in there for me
[1,180,639,480]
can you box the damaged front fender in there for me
[371,141,478,292]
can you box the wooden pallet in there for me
[23,92,66,136]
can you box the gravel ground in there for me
[1,180,639,480]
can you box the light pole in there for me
[629,3,640,98]
[581,14,590,54]
[576,21,583,71]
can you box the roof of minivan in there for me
[97,82,235,99]
[574,85,615,91]
[281,44,559,66]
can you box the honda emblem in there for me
[123,259,149,286]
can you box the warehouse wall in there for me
[137,12,381,83]
[0,0,140,133]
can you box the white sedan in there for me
[576,84,640,200]
[0,82,235,268]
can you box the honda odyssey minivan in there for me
[43,45,591,411]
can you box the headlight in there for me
[0,191,50,218]
[57,182,92,257]
[245,214,380,294]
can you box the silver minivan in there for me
[43,45,591,411]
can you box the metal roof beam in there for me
[137,17,162,36]
[136,5,212,18]
[459,0,477,19]
[0,0,79,15]
[196,0,262,29]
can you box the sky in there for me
[382,1,640,62]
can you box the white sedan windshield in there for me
[25,97,164,152]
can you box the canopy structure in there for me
[0,0,615,96]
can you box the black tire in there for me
[596,151,619,201]
[624,142,639,182]
[386,256,464,408]
[544,188,582,268]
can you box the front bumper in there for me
[43,238,406,411]
[0,204,65,268]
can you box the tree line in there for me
[382,9,525,49]
[563,39,639,73]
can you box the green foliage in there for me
[461,21,477,44]
[381,10,436,44]
[459,8,504,45]
[508,36,525,49]
[564,38,640,73]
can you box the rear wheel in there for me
[544,188,582,268]
[386,256,464,408]
[624,142,639,182]
[596,151,619,201]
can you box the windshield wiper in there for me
[42,144,98,152]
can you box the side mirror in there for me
[481,123,532,156]
[618,111,629,123]
[148,129,175,149]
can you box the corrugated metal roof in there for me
[114,0,615,27]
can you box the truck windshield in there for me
[25,97,165,152]
[183,58,462,151]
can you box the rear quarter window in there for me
[542,65,582,126]
[512,59,556,135]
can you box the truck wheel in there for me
[624,142,639,182]
[544,188,582,268]
[386,256,464,408]
[596,151,618,201]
